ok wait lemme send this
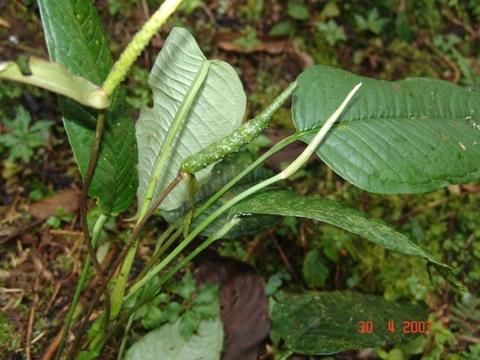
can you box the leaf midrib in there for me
[296,115,477,133]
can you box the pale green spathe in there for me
[136,27,246,211]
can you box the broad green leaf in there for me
[38,0,137,214]
[271,291,427,354]
[136,27,246,211]
[233,190,461,289]
[125,318,223,360]
[293,65,480,194]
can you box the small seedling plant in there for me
[1,0,479,358]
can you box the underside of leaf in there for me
[136,27,246,212]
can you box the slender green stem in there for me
[102,0,184,97]
[126,83,362,298]
[156,218,240,287]
[56,214,108,360]
[278,83,362,179]
[155,220,181,252]
[195,134,299,217]
[117,313,134,360]
[138,225,183,280]
[128,135,298,294]
[278,351,294,360]
[78,111,112,334]
[110,62,210,319]
[73,175,182,343]
[99,219,240,346]
[126,165,275,298]
[0,58,109,109]
[139,61,210,219]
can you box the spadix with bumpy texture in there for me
[136,27,246,211]
[293,65,480,194]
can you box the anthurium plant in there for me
[1,0,479,358]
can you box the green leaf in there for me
[141,304,164,330]
[192,284,220,320]
[233,190,461,289]
[293,65,480,194]
[173,271,196,300]
[136,27,246,212]
[269,20,296,36]
[302,249,329,288]
[125,318,223,360]
[271,291,427,354]
[159,302,183,324]
[179,310,200,340]
[0,106,52,163]
[194,283,219,305]
[287,0,310,21]
[38,0,137,214]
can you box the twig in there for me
[0,219,43,244]
[49,229,83,237]
[426,42,461,83]
[0,16,11,28]
[78,112,111,329]
[25,280,39,360]
[45,283,61,313]
[458,334,480,344]
[41,326,64,360]
[442,8,478,39]
[271,236,294,273]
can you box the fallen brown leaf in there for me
[215,32,289,55]
[195,250,270,360]
[30,188,80,221]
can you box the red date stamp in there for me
[358,320,432,334]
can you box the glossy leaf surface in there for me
[233,190,459,288]
[293,65,480,194]
[272,291,427,354]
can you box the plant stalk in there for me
[129,134,300,292]
[102,0,184,97]
[98,219,240,346]
[126,83,362,298]
[78,111,112,333]
[56,214,108,360]
[69,175,182,358]
[109,60,210,319]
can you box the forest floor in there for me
[1,1,480,359]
